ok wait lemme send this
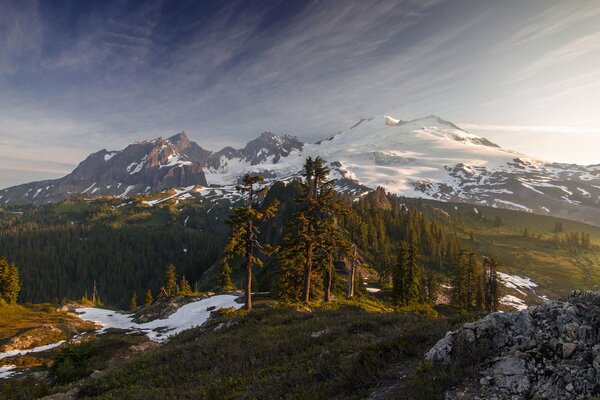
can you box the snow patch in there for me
[104,152,118,161]
[497,272,538,296]
[76,294,242,342]
[0,365,17,379]
[0,341,65,361]
[500,295,527,311]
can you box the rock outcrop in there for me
[426,291,600,399]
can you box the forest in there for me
[0,157,597,309]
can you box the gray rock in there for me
[566,383,574,392]
[562,343,577,359]
[428,290,600,400]
[90,370,104,379]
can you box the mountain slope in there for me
[0,133,209,204]
[2,115,600,226]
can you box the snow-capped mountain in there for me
[0,131,303,205]
[2,115,600,226]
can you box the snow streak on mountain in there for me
[2,116,600,226]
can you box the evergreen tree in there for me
[405,243,422,305]
[222,173,279,310]
[452,251,469,310]
[0,257,20,304]
[218,262,236,292]
[482,256,500,313]
[129,291,137,312]
[180,276,192,295]
[392,241,409,304]
[277,157,348,304]
[165,264,178,297]
[392,242,422,306]
[144,289,154,306]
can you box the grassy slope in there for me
[0,304,93,345]
[422,200,600,299]
[77,300,450,400]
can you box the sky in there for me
[1,0,600,189]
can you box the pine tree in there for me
[404,243,421,305]
[0,258,20,304]
[218,262,236,292]
[144,289,154,306]
[129,291,137,312]
[317,205,350,303]
[392,241,409,304]
[222,173,279,310]
[301,157,339,304]
[165,264,178,296]
[180,276,192,295]
[452,251,470,310]
[482,256,500,313]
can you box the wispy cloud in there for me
[2,1,600,187]
[509,3,600,46]
[459,123,598,134]
[0,0,42,76]
[512,31,600,82]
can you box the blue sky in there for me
[1,0,600,188]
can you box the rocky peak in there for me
[242,132,303,165]
[363,186,391,210]
[167,131,189,146]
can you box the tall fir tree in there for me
[222,173,278,310]
[452,251,470,310]
[482,256,500,313]
[165,264,178,297]
[180,276,192,295]
[129,291,137,312]
[405,243,422,305]
[0,258,20,304]
[277,157,349,304]
[144,288,154,306]
[392,241,409,304]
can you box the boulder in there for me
[426,290,600,399]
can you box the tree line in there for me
[219,157,500,312]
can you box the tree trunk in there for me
[347,245,357,298]
[324,262,333,302]
[302,242,314,304]
[245,263,252,311]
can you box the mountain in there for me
[2,115,600,226]
[0,131,303,205]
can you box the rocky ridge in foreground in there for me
[426,291,600,399]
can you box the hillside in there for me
[2,184,600,309]
[1,298,453,400]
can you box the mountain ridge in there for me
[3,115,600,227]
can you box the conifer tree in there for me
[129,291,137,312]
[0,258,20,304]
[482,256,500,313]
[452,251,469,310]
[218,262,236,292]
[392,241,409,304]
[301,157,343,304]
[276,224,307,302]
[392,242,422,306]
[144,289,154,306]
[222,173,278,310]
[180,276,192,295]
[405,243,422,304]
[165,264,178,296]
